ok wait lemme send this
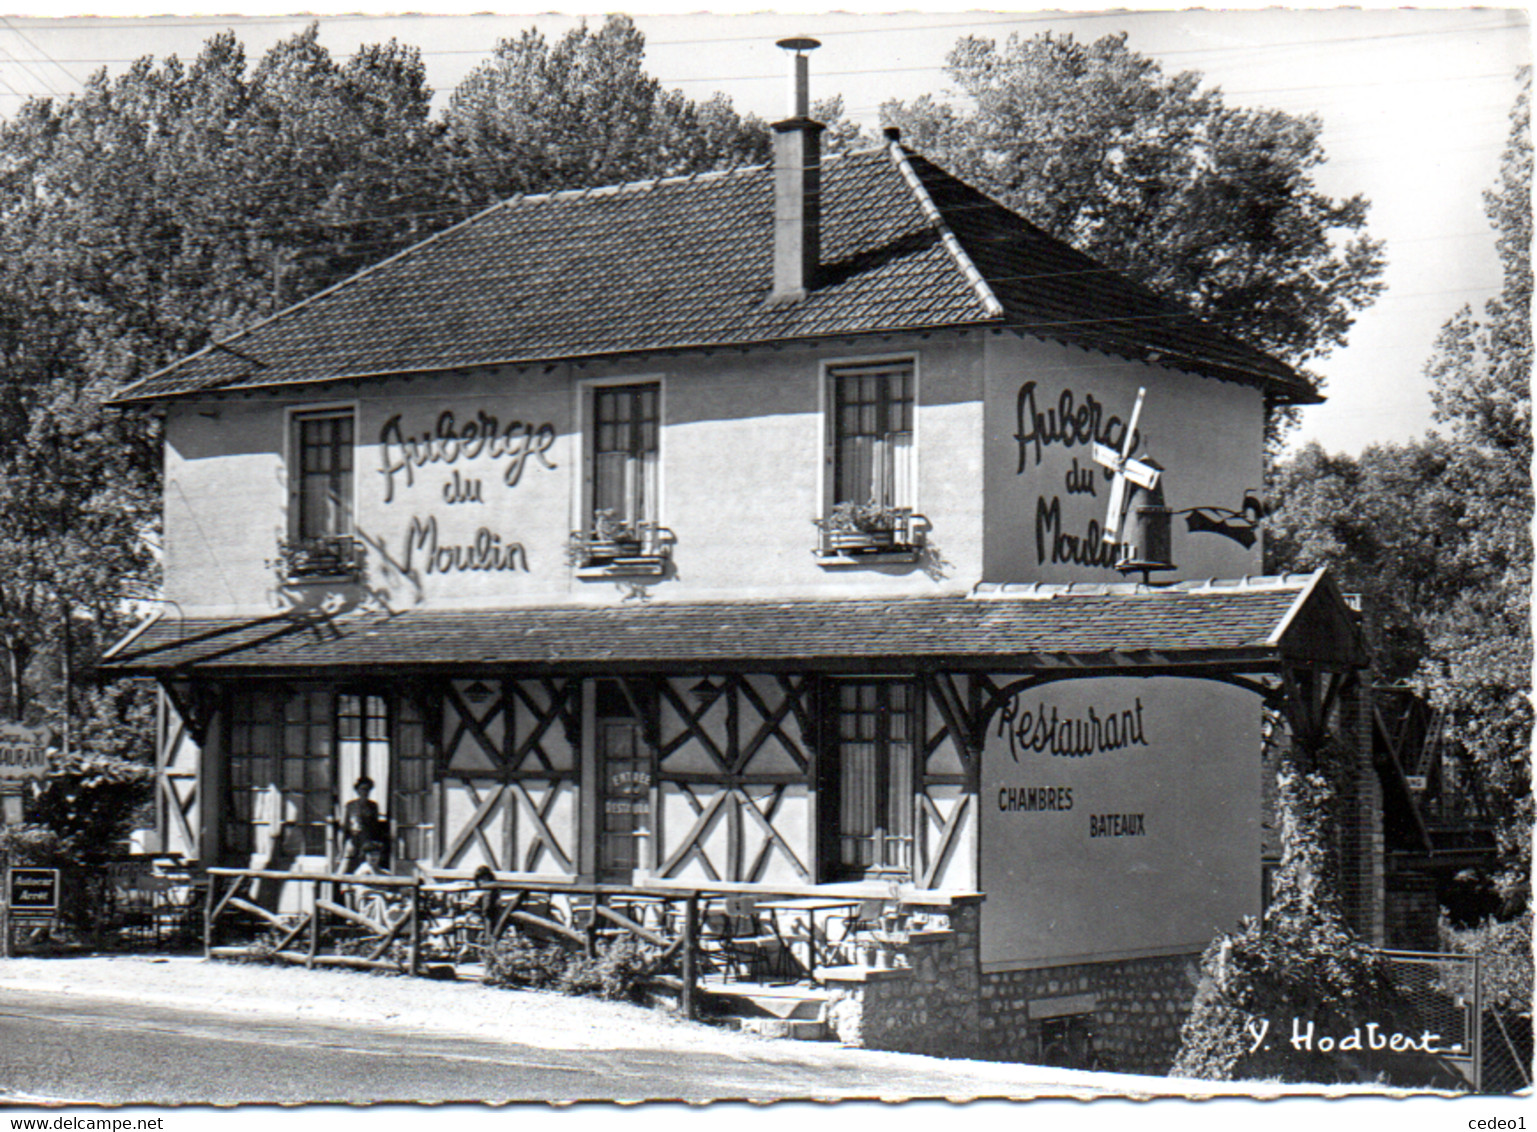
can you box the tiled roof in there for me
[112,142,1312,406]
[98,576,1361,675]
[903,153,1306,397]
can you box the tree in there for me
[0,26,452,734]
[440,16,771,207]
[1266,438,1465,683]
[882,31,1386,420]
[1412,68,1531,904]
[0,27,448,355]
[1268,70,1532,905]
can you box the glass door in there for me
[392,693,435,869]
[833,680,915,879]
[596,682,653,881]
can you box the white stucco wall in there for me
[982,333,1267,585]
[978,675,1262,969]
[162,334,989,617]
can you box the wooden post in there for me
[0,848,10,961]
[681,891,698,1022]
[202,872,216,959]
[307,879,320,969]
[586,893,601,959]
[408,880,421,978]
[1472,953,1483,1092]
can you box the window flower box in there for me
[275,535,361,582]
[569,511,673,577]
[814,503,927,559]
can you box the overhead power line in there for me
[0,17,82,89]
[0,13,1523,68]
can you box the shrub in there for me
[483,931,574,991]
[1172,905,1465,1087]
[0,823,61,865]
[484,931,659,1002]
[559,935,659,1002]
[1441,911,1533,1017]
[28,751,151,864]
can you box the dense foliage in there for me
[1172,903,1463,1086]
[1442,912,1533,1019]
[442,17,771,204]
[1267,71,1532,903]
[1175,724,1463,1085]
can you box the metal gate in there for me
[1379,948,1533,1093]
[1379,949,1479,1087]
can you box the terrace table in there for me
[758,896,863,979]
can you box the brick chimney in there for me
[770,37,824,305]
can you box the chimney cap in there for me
[883,126,902,142]
[776,36,821,53]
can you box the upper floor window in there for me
[281,408,358,581]
[293,409,354,539]
[818,360,925,558]
[572,382,671,575]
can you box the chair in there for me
[833,899,886,965]
[696,904,736,979]
[719,897,787,983]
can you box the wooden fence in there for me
[204,869,965,1021]
[205,869,720,1016]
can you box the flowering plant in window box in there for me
[568,509,644,563]
[815,502,925,555]
[273,535,361,581]
[568,510,673,573]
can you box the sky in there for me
[0,5,1526,458]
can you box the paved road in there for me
[0,988,1107,1104]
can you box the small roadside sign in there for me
[8,867,59,918]
[0,724,48,782]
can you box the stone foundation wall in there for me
[979,952,1204,1074]
[822,898,983,1059]
[822,900,1202,1074]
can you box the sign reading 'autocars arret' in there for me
[7,867,60,917]
[0,724,48,780]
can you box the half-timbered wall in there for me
[915,673,978,891]
[653,674,817,885]
[645,671,981,891]
[155,689,207,860]
[438,677,580,876]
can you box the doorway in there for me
[595,682,654,881]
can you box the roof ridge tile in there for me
[886,141,1003,320]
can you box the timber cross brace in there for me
[652,673,817,885]
[163,678,220,747]
[439,677,582,875]
[443,677,582,774]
